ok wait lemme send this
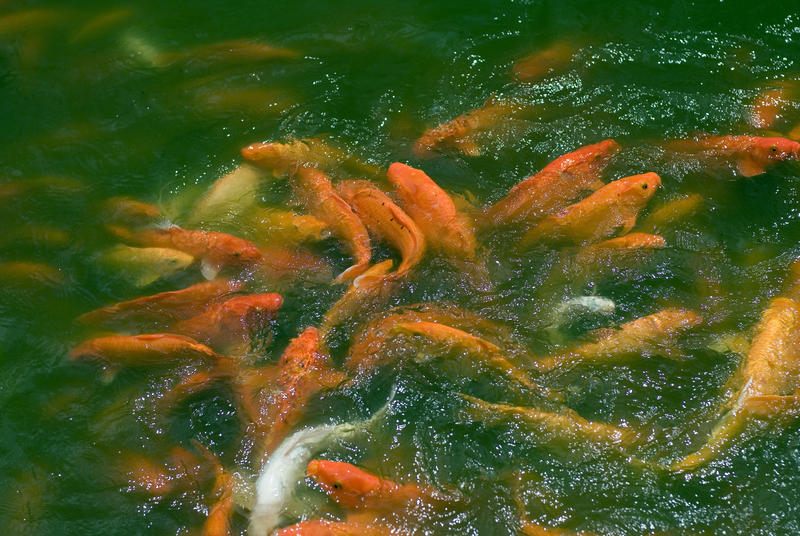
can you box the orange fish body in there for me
[337,180,425,279]
[519,172,661,248]
[636,193,703,234]
[483,139,621,228]
[100,196,161,227]
[307,459,439,511]
[413,98,524,159]
[512,41,577,83]
[535,308,703,371]
[566,232,666,283]
[386,162,477,259]
[76,278,243,329]
[70,333,224,371]
[171,293,283,351]
[255,327,348,459]
[671,297,800,471]
[241,138,381,178]
[292,167,372,282]
[750,86,792,129]
[669,134,800,177]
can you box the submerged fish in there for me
[99,245,194,286]
[512,41,578,83]
[670,297,800,471]
[536,308,703,371]
[248,390,395,536]
[77,278,243,329]
[413,97,531,159]
[187,163,268,226]
[483,139,621,229]
[519,172,661,248]
[242,138,381,178]
[636,194,703,234]
[665,134,800,177]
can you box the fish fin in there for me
[100,366,120,384]
[709,332,750,357]
[334,262,370,284]
[737,155,766,177]
[656,343,690,362]
[453,139,482,157]
[200,259,221,280]
[743,394,800,418]
[620,216,637,235]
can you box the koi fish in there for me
[670,297,800,471]
[292,167,372,282]
[108,225,264,280]
[345,303,517,375]
[69,8,135,44]
[482,139,621,228]
[201,465,236,536]
[512,41,578,83]
[251,327,349,460]
[156,38,298,67]
[750,84,795,129]
[77,278,243,329]
[188,163,268,226]
[564,233,666,284]
[519,172,661,248]
[120,445,216,497]
[665,134,800,177]
[636,194,703,234]
[242,138,382,178]
[386,162,477,259]
[245,208,329,245]
[389,320,558,401]
[0,261,65,288]
[337,180,425,279]
[459,394,641,454]
[413,98,529,159]
[70,333,229,378]
[249,390,395,536]
[100,196,162,227]
[536,308,702,371]
[171,293,283,353]
[307,459,453,511]
[98,245,194,287]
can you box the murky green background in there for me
[2,0,800,534]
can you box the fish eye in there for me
[642,183,648,189]
[771,145,778,152]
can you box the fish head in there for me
[306,459,382,507]
[753,137,800,162]
[221,293,283,330]
[616,172,662,203]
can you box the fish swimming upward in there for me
[670,297,800,471]
[519,172,661,248]
[665,134,800,177]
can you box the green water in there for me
[2,0,800,534]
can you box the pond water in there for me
[2,1,800,535]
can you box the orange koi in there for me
[386,162,477,259]
[156,38,298,67]
[307,459,450,511]
[337,180,425,279]
[666,134,800,177]
[512,41,578,83]
[535,308,703,371]
[459,394,641,453]
[345,303,516,375]
[171,293,283,352]
[120,446,216,497]
[389,320,557,400]
[100,196,161,227]
[109,225,264,280]
[565,233,666,283]
[201,465,236,536]
[70,333,228,374]
[0,261,64,288]
[77,278,243,329]
[670,297,800,471]
[483,139,621,228]
[750,86,792,129]
[413,98,528,159]
[253,327,348,459]
[636,194,703,234]
[241,138,382,178]
[292,167,372,282]
[519,172,661,248]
